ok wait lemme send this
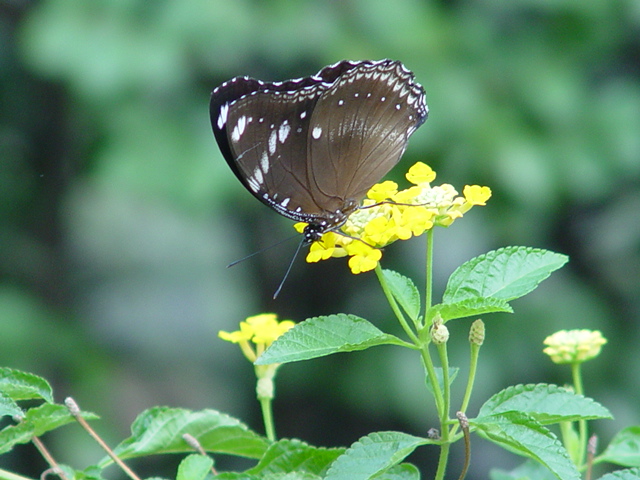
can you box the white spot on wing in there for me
[268,129,277,154]
[260,151,269,174]
[217,103,229,129]
[281,198,290,208]
[252,167,264,186]
[312,126,322,139]
[247,177,261,193]
[231,115,247,142]
[278,120,291,143]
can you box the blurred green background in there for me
[1,0,639,478]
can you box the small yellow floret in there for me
[219,313,295,362]
[367,181,398,202]
[346,242,383,274]
[406,162,436,184]
[463,185,492,206]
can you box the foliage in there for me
[2,245,638,479]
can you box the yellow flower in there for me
[394,206,434,240]
[392,185,423,203]
[219,313,295,362]
[406,162,436,185]
[464,185,492,206]
[363,214,396,244]
[296,162,491,274]
[218,322,253,343]
[306,232,342,262]
[543,329,607,364]
[346,242,383,274]
[367,181,398,202]
[247,314,294,345]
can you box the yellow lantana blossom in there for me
[297,162,492,274]
[543,329,607,365]
[346,242,383,274]
[219,313,294,363]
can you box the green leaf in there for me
[443,247,568,303]
[381,269,420,321]
[0,367,54,403]
[256,314,409,365]
[430,297,513,322]
[490,459,557,480]
[425,367,459,395]
[0,403,98,454]
[77,465,109,480]
[247,438,344,476]
[478,384,612,425]
[54,465,84,480]
[597,468,640,479]
[473,411,580,480]
[377,463,420,480]
[324,431,428,480]
[0,392,22,418]
[216,472,318,480]
[599,426,640,467]
[176,454,213,480]
[107,407,268,465]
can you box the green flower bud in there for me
[469,319,485,346]
[431,317,449,344]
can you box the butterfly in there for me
[210,59,428,244]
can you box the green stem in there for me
[375,265,420,344]
[436,342,451,439]
[260,396,276,442]
[434,443,450,480]
[256,367,278,442]
[571,362,587,468]
[424,228,451,480]
[425,229,434,319]
[460,343,480,414]
[417,227,443,412]
[421,344,444,416]
[450,341,481,440]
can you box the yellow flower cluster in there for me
[543,329,608,365]
[296,162,492,274]
[219,313,295,362]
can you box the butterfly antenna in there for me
[227,233,299,268]
[273,237,306,299]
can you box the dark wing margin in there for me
[210,76,264,191]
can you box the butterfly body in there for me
[210,59,428,242]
